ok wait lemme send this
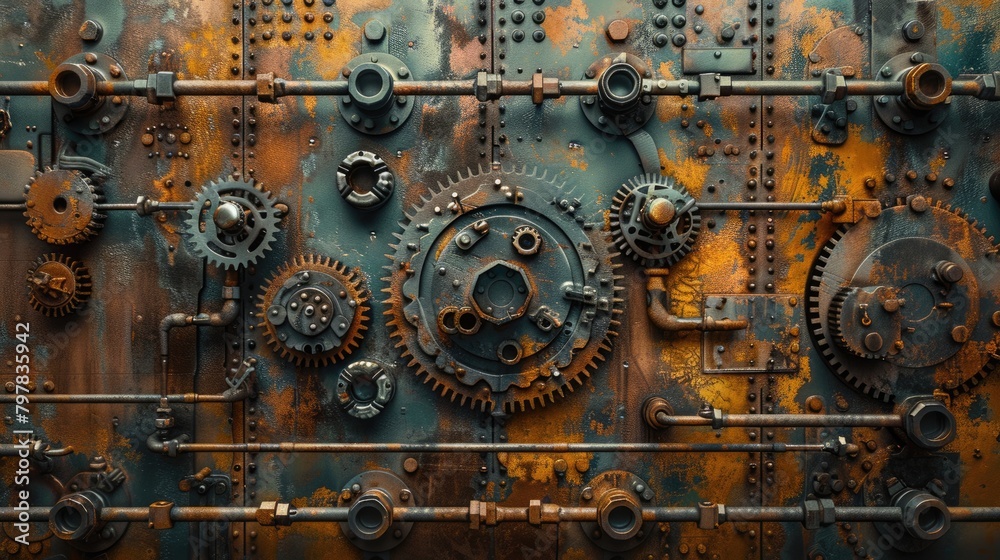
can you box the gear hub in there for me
[611,174,701,267]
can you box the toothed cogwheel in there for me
[610,174,701,267]
[27,253,91,317]
[258,255,369,367]
[807,196,1000,402]
[384,167,623,413]
[182,176,281,270]
[23,168,105,245]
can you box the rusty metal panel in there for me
[0,0,998,559]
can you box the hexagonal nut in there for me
[471,261,532,325]
[903,398,956,450]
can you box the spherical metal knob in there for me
[213,201,246,232]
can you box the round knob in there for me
[213,201,246,232]
[641,197,676,230]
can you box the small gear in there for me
[26,254,91,317]
[610,174,701,267]
[385,167,623,413]
[182,176,281,270]
[257,255,369,367]
[807,196,1000,401]
[23,168,105,245]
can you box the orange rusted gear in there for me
[23,168,104,245]
[257,255,369,367]
[26,253,92,317]
[384,167,623,413]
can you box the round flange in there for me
[337,360,395,419]
[580,53,655,136]
[24,168,105,245]
[336,151,395,210]
[49,469,130,553]
[338,471,413,552]
[50,53,129,135]
[874,52,950,135]
[338,53,414,135]
[579,470,654,552]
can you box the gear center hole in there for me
[488,279,515,306]
[53,195,68,214]
[350,374,378,403]
[347,163,377,195]
[897,283,935,322]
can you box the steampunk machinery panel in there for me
[0,1,999,560]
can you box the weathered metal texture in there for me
[0,0,997,559]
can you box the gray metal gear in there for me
[807,196,1000,402]
[182,176,281,270]
[610,174,701,267]
[384,167,623,413]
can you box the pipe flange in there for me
[49,468,130,553]
[338,53,414,135]
[336,151,395,210]
[338,470,413,552]
[874,52,951,135]
[579,470,654,552]
[337,360,395,419]
[50,53,129,135]
[580,53,655,136]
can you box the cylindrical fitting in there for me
[596,490,643,540]
[348,63,395,115]
[902,63,952,110]
[347,488,394,541]
[597,62,642,114]
[893,488,951,541]
[50,490,108,542]
[49,63,102,111]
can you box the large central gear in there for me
[807,196,1000,402]
[610,174,701,267]
[23,168,105,245]
[257,255,370,367]
[385,168,622,413]
[182,176,281,270]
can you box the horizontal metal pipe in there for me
[0,76,992,99]
[656,412,904,428]
[165,442,829,454]
[0,203,25,211]
[0,391,244,404]
[3,505,999,524]
[698,202,827,211]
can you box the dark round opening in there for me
[356,503,385,531]
[499,342,520,362]
[52,195,68,214]
[518,232,536,250]
[920,410,951,441]
[356,68,385,98]
[440,309,457,331]
[918,506,945,533]
[918,70,946,98]
[54,69,82,98]
[457,311,478,332]
[607,504,636,533]
[347,162,378,195]
[349,374,377,403]
[607,68,637,99]
[54,506,82,533]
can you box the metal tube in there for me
[0,203,25,211]
[163,442,829,454]
[0,76,993,99]
[0,391,246,404]
[2,505,999,524]
[698,202,827,211]
[654,412,904,428]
